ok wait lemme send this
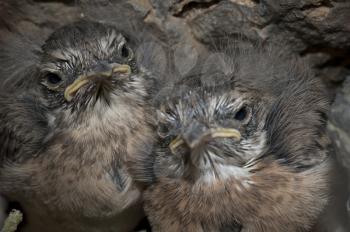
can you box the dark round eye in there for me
[121,44,130,58]
[234,107,247,121]
[46,73,62,85]
[158,124,170,138]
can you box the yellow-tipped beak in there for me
[209,128,241,140]
[112,64,131,75]
[64,64,131,102]
[64,75,90,102]
[169,128,241,154]
[169,136,185,155]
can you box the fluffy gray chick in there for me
[130,42,334,232]
[0,20,155,232]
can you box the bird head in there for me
[155,85,269,180]
[149,43,329,183]
[35,21,147,124]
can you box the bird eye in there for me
[41,72,64,90]
[157,123,170,138]
[234,106,247,121]
[118,42,133,60]
[46,73,62,85]
[121,45,129,57]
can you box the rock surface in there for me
[0,196,7,229]
[0,0,349,231]
[328,77,350,230]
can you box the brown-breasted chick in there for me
[130,43,333,232]
[0,20,156,232]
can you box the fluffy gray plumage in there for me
[130,42,333,232]
[0,19,158,232]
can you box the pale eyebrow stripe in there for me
[49,50,70,61]
[49,48,83,63]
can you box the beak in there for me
[209,128,241,140]
[64,64,131,102]
[169,124,241,154]
[169,136,186,155]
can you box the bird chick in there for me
[0,20,155,232]
[131,43,333,232]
